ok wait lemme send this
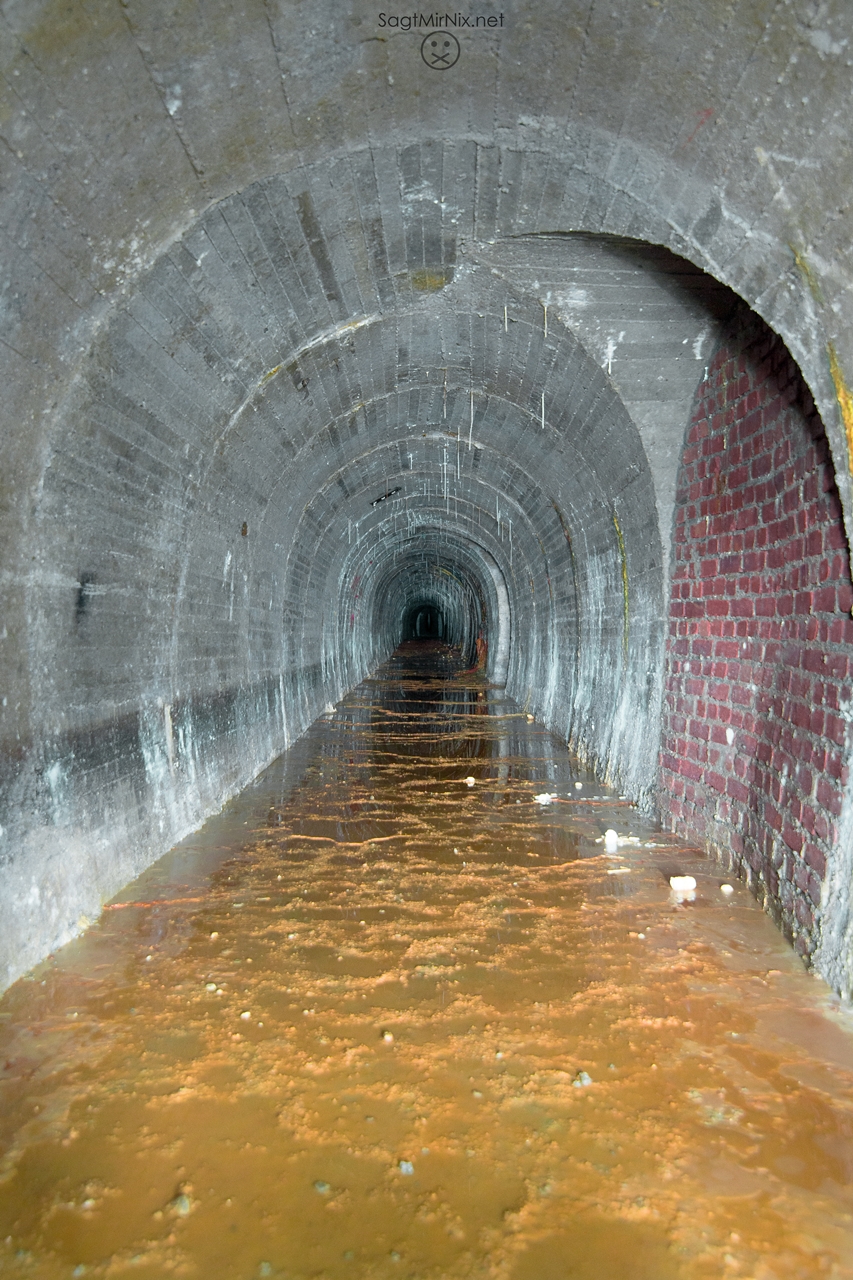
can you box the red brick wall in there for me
[659,312,853,959]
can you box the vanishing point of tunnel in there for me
[3,1,853,1276]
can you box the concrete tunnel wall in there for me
[3,0,853,995]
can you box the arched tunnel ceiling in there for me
[481,235,739,581]
[2,0,853,988]
[32,222,665,778]
[2,0,852,515]
[3,0,853,753]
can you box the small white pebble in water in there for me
[472,1089,483,1098]
[726,726,735,745]
[205,982,217,991]
[399,1160,414,1176]
[669,875,697,892]
[534,792,556,805]
[720,883,735,896]
[495,1050,504,1059]
[526,713,534,721]
[638,933,646,939]
[574,781,583,790]
[314,1181,331,1195]
[465,776,476,787]
[240,1010,251,1021]
[572,1070,593,1088]
[604,829,619,853]
[210,931,219,940]
[145,955,152,962]
[382,1030,394,1043]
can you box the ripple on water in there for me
[1,644,853,1278]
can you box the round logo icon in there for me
[421,32,461,70]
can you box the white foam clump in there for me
[604,829,619,853]
[534,792,557,805]
[465,776,476,787]
[669,875,697,892]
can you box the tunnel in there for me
[2,0,853,1003]
[4,2,853,1271]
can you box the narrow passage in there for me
[2,645,853,1279]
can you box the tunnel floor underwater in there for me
[2,644,853,1280]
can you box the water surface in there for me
[2,645,853,1279]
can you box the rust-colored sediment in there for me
[1,644,852,1278]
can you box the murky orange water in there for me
[2,644,853,1279]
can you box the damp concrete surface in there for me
[1,644,853,1279]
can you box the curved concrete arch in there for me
[4,2,853,992]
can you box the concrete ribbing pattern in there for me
[2,3,853,991]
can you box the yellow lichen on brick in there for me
[408,268,452,292]
[828,342,853,477]
[789,243,823,305]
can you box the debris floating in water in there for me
[572,1070,593,1088]
[604,829,619,853]
[574,781,583,790]
[669,876,697,892]
[399,1160,414,1175]
[720,883,734,896]
[167,1186,194,1217]
[534,792,557,805]
[465,776,476,787]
